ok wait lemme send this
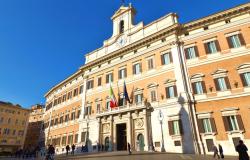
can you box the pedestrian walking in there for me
[127,143,132,155]
[66,145,70,156]
[71,144,75,155]
[212,145,220,159]
[218,144,224,159]
[81,145,84,152]
[236,140,249,160]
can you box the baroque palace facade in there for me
[44,3,250,155]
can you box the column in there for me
[127,112,132,146]
[143,109,149,151]
[109,115,113,151]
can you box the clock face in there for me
[116,35,127,47]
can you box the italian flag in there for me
[109,85,118,108]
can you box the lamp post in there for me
[158,110,165,152]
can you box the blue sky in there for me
[0,0,248,108]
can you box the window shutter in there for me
[224,77,231,89]
[215,40,221,52]
[168,121,174,135]
[179,120,183,135]
[214,79,219,91]
[165,87,169,98]
[161,54,164,65]
[118,70,121,79]
[191,83,197,94]
[204,43,209,54]
[184,48,188,59]
[236,115,244,131]
[201,81,207,93]
[226,37,233,48]
[197,119,204,133]
[173,85,178,97]
[111,73,113,82]
[106,74,109,83]
[124,68,127,78]
[139,63,142,73]
[169,52,173,63]
[240,73,247,87]
[238,34,246,46]
[194,46,199,57]
[222,116,230,131]
[210,118,217,133]
[133,65,136,74]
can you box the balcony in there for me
[96,101,150,117]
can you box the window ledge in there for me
[230,46,245,52]
[226,130,244,135]
[216,90,231,96]
[202,132,216,136]
[171,134,182,140]
[186,57,199,62]
[243,87,250,92]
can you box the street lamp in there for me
[158,110,165,152]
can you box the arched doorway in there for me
[104,137,110,151]
[137,134,144,151]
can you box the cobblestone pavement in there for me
[0,151,239,160]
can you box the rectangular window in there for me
[206,139,214,152]
[185,46,197,59]
[54,118,58,125]
[133,63,142,75]
[71,112,75,121]
[68,135,73,145]
[147,58,154,70]
[214,77,230,91]
[59,116,63,124]
[135,94,143,105]
[67,91,72,100]
[62,136,67,145]
[240,72,250,87]
[62,94,66,102]
[192,81,205,94]
[173,120,180,135]
[74,134,78,143]
[118,68,127,79]
[227,34,242,48]
[165,86,177,98]
[77,110,81,118]
[73,88,78,97]
[79,85,83,94]
[227,116,239,131]
[161,52,172,65]
[58,97,62,104]
[65,114,69,122]
[96,104,101,113]
[106,101,110,110]
[205,41,218,54]
[81,132,86,142]
[87,80,94,90]
[106,73,113,84]
[150,90,157,102]
[202,118,212,133]
[97,77,102,86]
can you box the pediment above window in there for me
[164,79,176,86]
[237,63,250,73]
[95,98,102,102]
[147,83,158,89]
[190,73,205,82]
[134,87,143,94]
[211,69,228,78]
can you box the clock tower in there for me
[111,3,136,37]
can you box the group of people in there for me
[66,144,76,155]
[212,140,249,160]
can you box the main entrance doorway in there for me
[116,123,127,151]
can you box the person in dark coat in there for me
[66,145,70,156]
[236,140,249,160]
[218,144,224,159]
[127,143,132,155]
[71,144,75,155]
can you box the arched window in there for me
[119,20,124,34]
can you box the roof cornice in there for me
[183,2,250,31]
[80,23,180,72]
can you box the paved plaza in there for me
[55,151,238,160]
